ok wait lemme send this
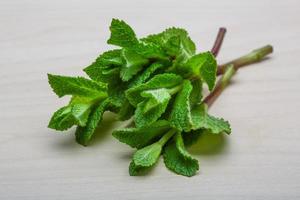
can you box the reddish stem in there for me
[211,27,227,57]
[204,65,235,107]
[205,45,273,107]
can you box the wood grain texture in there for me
[0,0,300,199]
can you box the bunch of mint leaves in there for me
[48,19,272,177]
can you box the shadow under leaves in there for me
[89,112,119,146]
[188,132,228,156]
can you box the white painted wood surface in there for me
[1,0,300,199]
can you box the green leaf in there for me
[164,36,181,56]
[140,88,171,113]
[116,100,135,121]
[69,95,94,104]
[185,52,217,91]
[107,19,167,60]
[107,19,139,48]
[117,62,165,121]
[129,62,164,87]
[107,78,128,108]
[48,105,76,131]
[129,161,151,176]
[163,132,199,177]
[75,99,110,146]
[120,48,149,81]
[164,28,196,56]
[134,89,170,127]
[84,49,123,82]
[142,27,196,59]
[170,80,230,134]
[189,79,203,106]
[48,74,107,98]
[131,42,168,60]
[129,129,176,176]
[126,73,183,106]
[48,97,93,131]
[71,103,92,126]
[112,120,170,149]
[191,104,231,134]
[133,142,162,167]
[169,80,193,132]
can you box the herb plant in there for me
[48,19,273,176]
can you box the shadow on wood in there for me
[89,112,119,146]
[188,132,229,156]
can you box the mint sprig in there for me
[47,19,273,176]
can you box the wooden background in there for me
[1,0,299,199]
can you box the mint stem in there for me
[158,129,177,146]
[204,45,273,107]
[211,27,227,57]
[167,84,182,95]
[204,65,235,107]
[217,45,273,75]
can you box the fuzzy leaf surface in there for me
[163,132,199,177]
[84,49,123,82]
[107,19,139,48]
[126,73,183,106]
[75,99,110,146]
[133,142,162,167]
[169,80,193,131]
[185,52,217,91]
[48,74,107,98]
[191,104,231,134]
[134,88,171,127]
[112,120,170,149]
